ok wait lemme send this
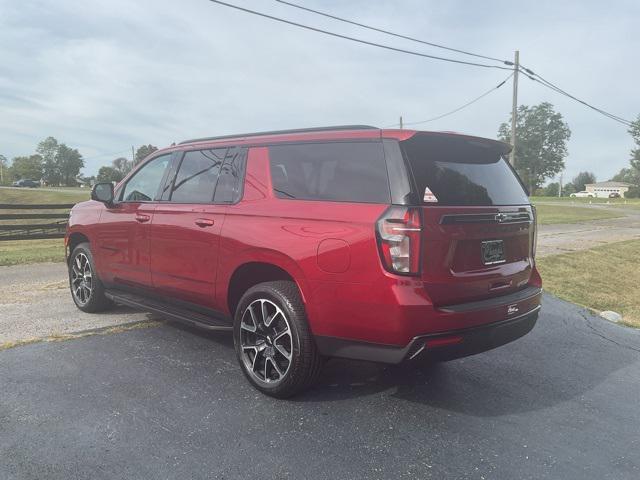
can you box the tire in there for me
[233,280,323,398]
[68,242,112,313]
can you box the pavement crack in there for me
[579,311,640,353]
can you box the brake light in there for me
[531,205,538,259]
[376,206,422,275]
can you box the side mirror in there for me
[91,182,115,205]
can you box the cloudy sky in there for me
[1,0,638,182]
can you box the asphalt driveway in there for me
[1,294,639,479]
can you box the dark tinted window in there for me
[214,148,246,203]
[170,149,224,203]
[401,134,529,206]
[269,142,390,203]
[121,154,171,202]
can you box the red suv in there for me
[66,126,542,397]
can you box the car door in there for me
[94,153,174,289]
[148,147,246,310]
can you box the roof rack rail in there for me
[178,125,378,145]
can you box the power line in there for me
[275,0,512,66]
[519,65,633,127]
[207,0,514,70]
[385,72,513,128]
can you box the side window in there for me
[268,142,390,203]
[170,149,225,203]
[121,154,171,202]
[214,148,246,203]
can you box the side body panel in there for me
[149,203,226,308]
[216,147,388,337]
[92,202,156,288]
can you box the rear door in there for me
[400,133,534,306]
[148,147,246,309]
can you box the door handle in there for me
[135,214,151,223]
[195,218,215,228]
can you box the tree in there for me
[611,167,640,185]
[135,145,158,165]
[544,182,560,197]
[112,156,131,175]
[10,155,43,180]
[37,136,61,185]
[562,183,576,197]
[609,114,640,186]
[626,186,640,198]
[0,154,7,184]
[55,144,84,186]
[97,166,124,183]
[572,171,596,192]
[498,102,571,192]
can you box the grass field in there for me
[0,186,90,204]
[537,240,640,328]
[534,204,623,225]
[0,239,65,266]
[531,195,640,209]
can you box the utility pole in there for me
[559,172,563,197]
[131,146,135,168]
[509,50,519,166]
[399,116,403,129]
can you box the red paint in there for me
[67,127,542,351]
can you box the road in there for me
[0,263,154,346]
[1,292,640,479]
[537,206,640,257]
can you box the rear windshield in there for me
[401,134,529,206]
[269,142,390,203]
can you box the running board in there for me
[105,290,233,332]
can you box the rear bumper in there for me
[315,301,540,364]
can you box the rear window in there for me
[268,142,390,203]
[401,134,529,206]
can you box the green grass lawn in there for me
[0,186,90,204]
[537,240,640,328]
[534,204,623,225]
[0,239,65,266]
[531,195,640,209]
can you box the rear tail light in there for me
[531,205,538,259]
[376,206,422,275]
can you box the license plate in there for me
[481,240,506,265]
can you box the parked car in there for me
[66,126,542,398]
[570,191,594,198]
[12,179,40,188]
[608,192,621,198]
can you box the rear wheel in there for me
[68,243,112,313]
[233,281,323,398]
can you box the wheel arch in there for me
[223,250,312,319]
[67,232,90,262]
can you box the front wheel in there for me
[68,243,112,313]
[233,281,323,398]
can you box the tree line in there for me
[0,137,84,186]
[95,145,158,183]
[0,140,158,187]
[498,103,640,198]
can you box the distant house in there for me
[585,181,634,198]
